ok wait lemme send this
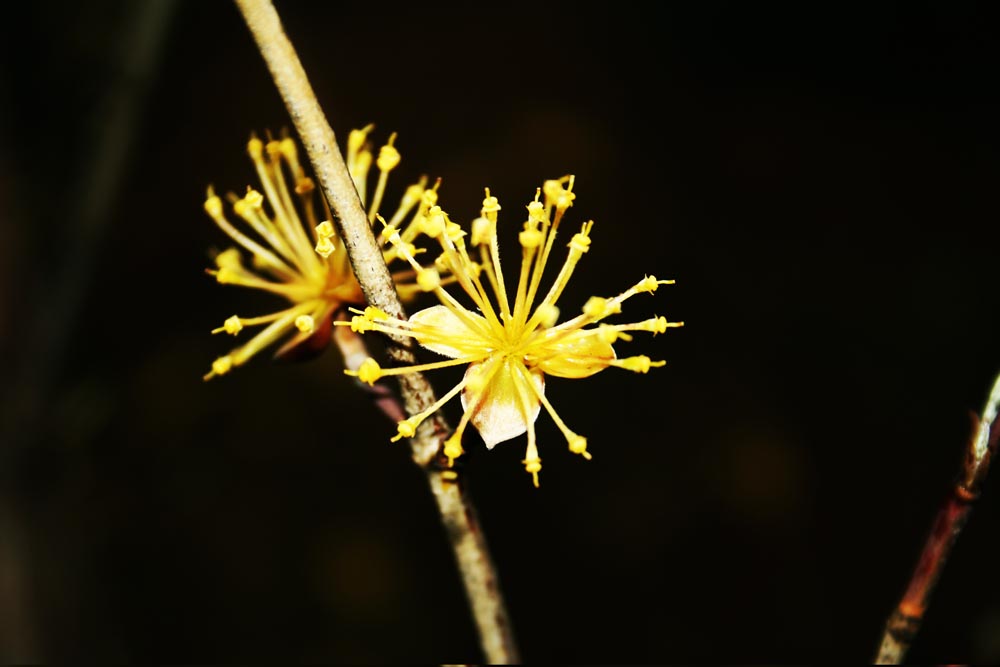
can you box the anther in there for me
[354,358,382,385]
[212,315,243,336]
[568,434,592,460]
[247,137,263,160]
[391,416,420,442]
[295,315,315,334]
[534,303,560,328]
[616,356,666,374]
[315,221,335,238]
[315,236,335,258]
[376,133,401,171]
[523,456,542,488]
[212,355,233,376]
[417,268,441,291]
[443,434,464,466]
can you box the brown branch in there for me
[874,372,1000,664]
[232,0,519,662]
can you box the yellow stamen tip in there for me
[443,434,464,466]
[315,220,335,238]
[523,456,542,480]
[568,434,591,458]
[243,187,264,209]
[534,303,560,328]
[211,355,233,377]
[295,176,315,195]
[315,236,335,258]
[392,416,420,442]
[363,306,389,322]
[526,199,545,222]
[214,248,241,269]
[294,315,315,334]
[417,268,441,291]
[422,207,446,238]
[204,192,223,218]
[617,356,666,373]
[376,138,401,172]
[582,296,620,319]
[354,358,382,385]
[222,315,243,335]
[247,137,263,159]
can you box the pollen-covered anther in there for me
[314,235,335,258]
[376,134,401,171]
[527,198,545,222]
[265,139,282,158]
[443,434,464,466]
[212,355,233,376]
[204,191,223,218]
[523,456,542,487]
[637,316,683,335]
[243,187,264,210]
[391,416,420,442]
[598,324,631,343]
[379,222,402,246]
[481,189,501,221]
[583,296,621,319]
[315,220,335,238]
[348,315,376,333]
[422,207,446,238]
[347,124,374,155]
[421,186,439,209]
[215,267,238,284]
[568,221,594,254]
[212,315,243,336]
[535,303,560,328]
[615,355,666,374]
[353,357,382,385]
[294,315,315,334]
[417,268,441,291]
[556,190,576,211]
[470,217,492,246]
[445,222,466,244]
[295,177,315,195]
[520,221,543,248]
[278,137,298,161]
[568,434,592,460]
[363,306,389,322]
[247,136,263,159]
[214,248,241,269]
[636,275,676,293]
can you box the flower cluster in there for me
[341,177,682,485]
[202,126,440,379]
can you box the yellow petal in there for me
[535,329,616,378]
[409,305,487,359]
[462,359,543,449]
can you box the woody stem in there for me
[874,371,1000,664]
[233,0,519,662]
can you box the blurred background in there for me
[2,0,999,662]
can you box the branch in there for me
[233,1,519,662]
[874,371,1000,664]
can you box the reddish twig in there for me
[874,372,1000,664]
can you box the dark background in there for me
[1,0,999,662]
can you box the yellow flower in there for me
[340,176,683,485]
[202,125,441,379]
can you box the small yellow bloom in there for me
[203,126,441,379]
[340,176,683,485]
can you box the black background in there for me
[2,0,999,662]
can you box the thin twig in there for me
[233,1,519,662]
[874,372,1000,664]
